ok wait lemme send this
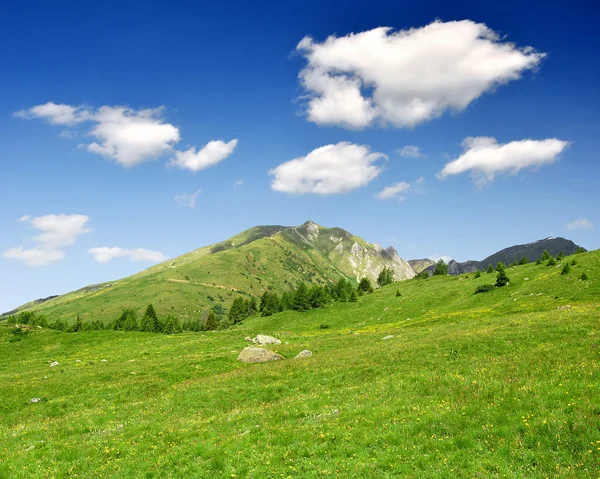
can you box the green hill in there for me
[7,221,415,325]
[1,249,598,478]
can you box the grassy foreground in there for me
[1,252,599,478]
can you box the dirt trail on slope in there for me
[166,278,248,294]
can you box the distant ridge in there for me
[419,237,585,276]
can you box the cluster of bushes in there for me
[474,262,510,294]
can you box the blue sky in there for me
[1,0,598,313]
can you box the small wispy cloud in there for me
[566,218,593,231]
[429,255,452,264]
[175,189,201,208]
[234,180,244,189]
[376,177,424,202]
[88,247,167,264]
[398,145,424,158]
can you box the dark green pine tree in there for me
[357,277,374,294]
[261,293,281,317]
[229,297,247,324]
[433,260,448,276]
[518,256,529,265]
[495,268,510,287]
[541,250,551,261]
[377,267,395,287]
[248,296,258,314]
[487,264,494,274]
[349,290,358,302]
[496,262,506,272]
[162,315,181,334]
[72,314,83,333]
[292,283,311,311]
[203,310,219,331]
[561,262,571,275]
[141,304,159,332]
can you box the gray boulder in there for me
[49,361,59,368]
[557,305,571,311]
[30,398,41,403]
[381,335,394,340]
[294,350,313,359]
[254,335,281,345]
[237,347,283,363]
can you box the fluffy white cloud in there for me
[175,189,201,208]
[567,218,593,231]
[16,102,233,170]
[169,139,238,172]
[438,137,569,186]
[270,142,386,194]
[15,102,90,125]
[297,20,545,129]
[86,107,180,166]
[3,247,65,267]
[398,145,424,158]
[3,214,91,266]
[376,182,412,201]
[88,247,167,264]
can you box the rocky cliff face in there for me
[281,221,415,283]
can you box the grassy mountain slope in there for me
[1,249,598,478]
[9,221,415,325]
[407,258,435,273]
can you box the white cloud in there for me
[376,177,424,201]
[88,247,167,264]
[438,137,569,187]
[169,139,238,172]
[567,218,593,231]
[3,214,91,266]
[16,102,233,170]
[86,106,180,166]
[398,145,424,158]
[3,247,65,267]
[234,180,244,189]
[270,142,386,194]
[14,102,90,125]
[376,182,412,201]
[175,189,201,208]
[297,20,545,129]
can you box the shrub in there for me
[474,284,495,294]
[319,324,330,329]
[580,272,588,281]
[474,271,481,279]
[395,289,402,297]
[358,277,374,294]
[415,271,429,280]
[547,257,557,266]
[535,258,543,265]
[561,263,571,275]
[487,265,494,274]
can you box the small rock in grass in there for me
[524,278,529,281]
[49,361,59,368]
[537,293,543,296]
[75,360,81,363]
[30,398,41,403]
[244,336,253,342]
[254,335,281,345]
[237,347,283,363]
[381,335,394,340]
[557,305,571,311]
[130,372,136,375]
[294,350,313,359]
[101,359,108,363]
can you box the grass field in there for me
[1,251,599,478]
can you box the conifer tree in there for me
[541,250,551,260]
[474,271,481,279]
[141,304,159,332]
[433,260,448,276]
[519,256,529,265]
[357,277,374,294]
[495,268,510,287]
[203,310,219,330]
[292,283,311,311]
[377,267,395,287]
[349,290,358,302]
[487,264,494,274]
[496,261,506,272]
[561,263,571,275]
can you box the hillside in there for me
[407,258,435,273]
[1,249,598,477]
[423,237,584,275]
[7,221,415,325]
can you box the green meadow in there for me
[1,251,599,478]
